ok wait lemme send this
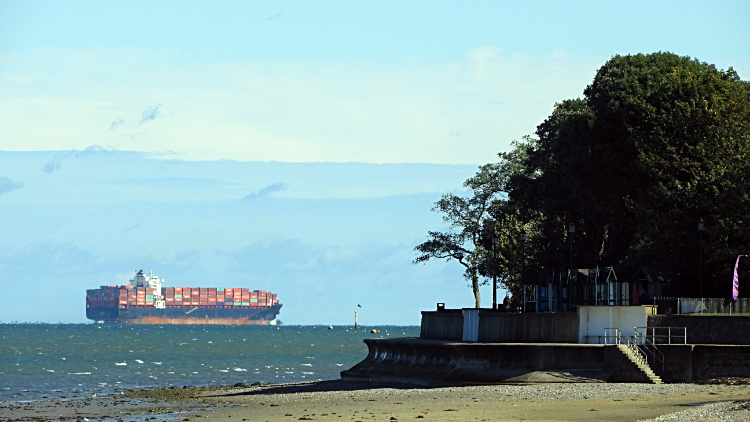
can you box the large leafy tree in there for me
[418,52,750,303]
[509,52,750,296]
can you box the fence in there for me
[655,297,750,315]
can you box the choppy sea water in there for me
[0,324,419,401]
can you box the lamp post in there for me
[568,222,575,271]
[491,233,498,310]
[698,218,704,298]
[568,223,575,311]
[520,229,526,313]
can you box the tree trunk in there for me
[471,270,481,308]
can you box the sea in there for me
[0,324,420,401]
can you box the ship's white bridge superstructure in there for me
[129,269,166,308]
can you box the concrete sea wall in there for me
[421,310,579,343]
[423,309,750,345]
[341,338,653,385]
[477,312,578,343]
[657,345,750,382]
[420,310,463,340]
[649,315,750,345]
[342,338,750,385]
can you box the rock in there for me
[233,383,247,388]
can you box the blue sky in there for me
[0,1,748,323]
[0,151,477,323]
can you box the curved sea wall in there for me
[340,338,655,385]
[341,338,750,384]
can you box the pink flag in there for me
[733,255,747,301]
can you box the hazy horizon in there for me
[0,150,489,324]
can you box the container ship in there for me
[86,270,281,325]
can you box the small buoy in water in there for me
[328,326,333,330]
[370,329,377,333]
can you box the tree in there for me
[507,52,750,296]
[413,163,504,308]
[480,141,539,306]
[414,143,531,308]
[418,52,750,301]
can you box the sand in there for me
[1,381,749,422]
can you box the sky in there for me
[0,1,748,323]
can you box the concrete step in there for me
[625,356,664,381]
[617,345,662,384]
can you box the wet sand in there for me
[2,381,749,422]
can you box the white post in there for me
[461,309,480,342]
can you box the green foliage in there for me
[416,52,750,301]
[414,144,531,307]
[413,162,514,307]
[510,52,750,296]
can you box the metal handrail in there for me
[634,327,665,374]
[604,328,647,365]
[603,328,623,345]
[604,328,664,374]
[635,326,686,345]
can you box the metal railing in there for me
[635,326,686,344]
[604,328,665,374]
[633,327,666,374]
[602,328,624,345]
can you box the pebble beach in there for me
[2,380,749,422]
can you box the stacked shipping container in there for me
[86,286,279,308]
[86,286,130,308]
[160,287,279,308]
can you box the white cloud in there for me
[0,47,605,164]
